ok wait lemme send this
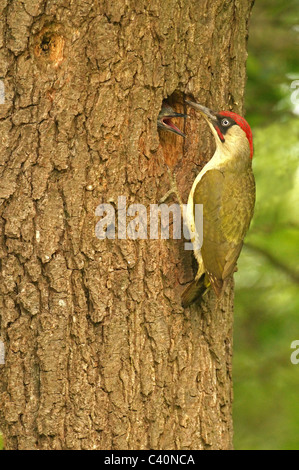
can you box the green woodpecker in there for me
[157,103,187,138]
[182,100,255,307]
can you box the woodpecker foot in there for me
[159,168,184,212]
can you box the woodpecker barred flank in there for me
[157,103,187,138]
[182,100,256,307]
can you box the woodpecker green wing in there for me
[193,168,255,295]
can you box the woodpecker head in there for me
[185,100,253,159]
[158,103,187,138]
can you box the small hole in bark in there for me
[40,33,52,52]
[33,25,65,68]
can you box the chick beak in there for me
[158,105,187,138]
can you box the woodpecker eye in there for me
[221,118,230,127]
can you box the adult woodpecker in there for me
[157,103,187,138]
[182,100,255,307]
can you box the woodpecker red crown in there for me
[219,111,254,158]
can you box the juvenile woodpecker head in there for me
[185,100,253,159]
[158,103,187,138]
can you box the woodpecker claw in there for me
[158,103,187,138]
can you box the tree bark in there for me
[0,0,254,450]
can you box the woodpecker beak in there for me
[185,99,225,143]
[185,100,217,123]
[158,104,187,138]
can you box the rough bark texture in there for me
[0,0,254,450]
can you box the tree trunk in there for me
[0,0,254,450]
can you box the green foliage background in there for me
[234,0,299,450]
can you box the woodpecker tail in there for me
[181,274,209,308]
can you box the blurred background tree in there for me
[234,0,299,450]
